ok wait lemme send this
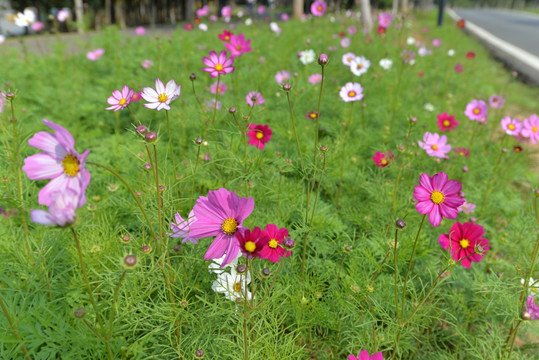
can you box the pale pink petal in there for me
[154,78,165,94]
[28,131,67,158]
[144,102,161,110]
[202,57,215,67]
[30,209,55,225]
[43,119,75,151]
[38,175,70,205]
[22,153,64,180]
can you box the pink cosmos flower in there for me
[221,5,232,17]
[57,8,70,22]
[458,200,476,213]
[210,81,227,94]
[23,119,91,206]
[135,26,146,35]
[258,224,291,263]
[141,78,181,111]
[453,147,470,157]
[466,51,476,59]
[306,111,318,121]
[372,150,394,167]
[342,52,356,66]
[500,116,522,136]
[378,12,393,28]
[438,222,489,268]
[349,350,384,360]
[275,70,290,85]
[130,91,142,102]
[196,5,209,17]
[184,23,194,31]
[339,82,364,102]
[202,50,235,78]
[526,295,539,319]
[281,13,289,21]
[308,74,322,84]
[348,25,357,35]
[311,1,327,16]
[341,38,351,48]
[224,33,252,58]
[30,189,83,227]
[236,227,266,259]
[206,99,222,111]
[489,95,505,108]
[32,21,44,32]
[170,210,197,244]
[521,114,539,143]
[247,124,272,150]
[189,188,254,267]
[86,48,104,61]
[454,64,463,73]
[414,172,465,227]
[106,85,134,112]
[246,91,264,107]
[432,38,441,47]
[418,132,451,158]
[141,59,154,69]
[257,6,266,15]
[437,112,459,132]
[218,30,233,42]
[464,99,488,121]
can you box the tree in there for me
[359,0,373,31]
[293,0,304,19]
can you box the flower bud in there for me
[396,219,406,229]
[409,116,417,124]
[261,267,270,277]
[143,163,151,170]
[318,53,329,66]
[173,244,181,252]
[145,131,157,142]
[236,264,247,274]
[4,91,15,100]
[462,166,468,172]
[190,73,197,81]
[74,307,86,318]
[522,311,531,320]
[228,107,236,114]
[124,254,137,267]
[320,145,328,153]
[283,237,295,249]
[366,285,374,293]
[136,125,148,135]
[344,245,352,253]
[195,137,203,145]
[121,234,131,243]
[141,244,152,253]
[283,83,292,91]
[195,349,204,358]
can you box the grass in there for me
[0,8,538,360]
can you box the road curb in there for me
[447,8,539,86]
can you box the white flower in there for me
[418,46,431,57]
[208,252,241,274]
[350,56,370,76]
[237,11,244,18]
[521,278,539,295]
[198,23,208,31]
[141,78,181,111]
[409,59,416,66]
[212,267,252,302]
[424,103,434,112]
[299,49,316,65]
[330,16,336,22]
[379,58,393,70]
[245,18,253,26]
[0,35,5,45]
[448,49,455,56]
[406,36,416,45]
[14,9,36,27]
[270,22,281,35]
[342,52,356,66]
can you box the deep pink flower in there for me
[169,210,197,244]
[218,30,233,42]
[141,78,181,111]
[526,295,539,319]
[453,147,470,157]
[247,124,272,150]
[135,26,145,35]
[466,51,476,59]
[30,189,83,227]
[224,33,252,58]
[311,1,327,16]
[221,5,232,17]
[184,23,194,31]
[378,12,393,28]
[106,85,134,112]
[454,64,463,73]
[23,119,91,206]
[372,150,394,167]
[521,114,539,143]
[189,188,254,267]
[258,224,291,263]
[418,132,451,158]
[438,222,489,268]
[489,95,505,109]
[464,99,488,121]
[202,50,235,78]
[339,82,364,102]
[130,91,142,102]
[432,38,441,47]
[437,112,459,132]
[500,116,522,136]
[308,74,322,84]
[236,227,267,258]
[377,26,386,35]
[349,350,384,360]
[246,91,264,107]
[414,172,464,227]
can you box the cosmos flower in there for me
[438,222,489,268]
[141,78,181,111]
[500,117,522,136]
[169,210,198,244]
[489,95,505,109]
[349,350,384,360]
[30,189,84,227]
[458,200,476,213]
[275,70,291,85]
[212,266,252,301]
[299,49,316,64]
[339,82,364,102]
[308,73,322,84]
[311,1,327,16]
[464,99,488,122]
[236,227,266,258]
[246,91,264,107]
[86,49,104,61]
[378,12,393,28]
[210,81,227,94]
[379,58,393,70]
[418,132,451,158]
[247,124,272,150]
[436,112,459,132]
[224,33,252,58]
[258,224,291,263]
[350,56,370,76]
[201,50,235,78]
[521,114,539,143]
[342,52,356,66]
[372,150,394,167]
[106,85,134,112]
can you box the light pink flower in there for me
[106,85,134,112]
[339,82,364,102]
[170,210,198,244]
[31,189,83,227]
[57,8,70,22]
[275,70,290,85]
[86,48,104,61]
[341,37,351,48]
[135,26,146,35]
[311,1,327,16]
[308,73,322,84]
[141,59,154,69]
[222,5,232,17]
[378,12,393,28]
[418,132,451,158]
[526,295,539,319]
[432,38,441,47]
[489,94,505,108]
[521,114,539,143]
[246,91,264,107]
[141,78,181,111]
[32,21,44,32]
[196,5,209,17]
[348,26,357,35]
[500,116,522,136]
[201,50,235,78]
[458,200,476,213]
[224,33,251,58]
[342,52,356,66]
[464,99,488,122]
[210,81,227,94]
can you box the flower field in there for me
[0,5,538,360]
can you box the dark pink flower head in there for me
[453,147,470,157]
[413,172,464,227]
[464,99,488,121]
[189,188,254,267]
[202,50,235,78]
[225,33,252,58]
[438,222,489,268]
[372,150,394,167]
[23,119,91,207]
[259,224,291,263]
[106,85,134,112]
[236,227,267,258]
[349,350,384,360]
[218,30,233,42]
[526,295,539,319]
[454,64,463,73]
[437,112,459,132]
[247,124,272,150]
[311,1,327,16]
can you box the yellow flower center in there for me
[348,91,356,98]
[318,6,323,11]
[533,126,538,133]
[119,98,127,106]
[443,120,450,127]
[508,124,515,130]
[459,239,470,249]
[357,64,363,69]
[381,158,388,165]
[158,93,168,103]
[225,36,230,41]
[215,64,224,71]
[431,144,438,150]
[459,152,464,156]
[221,217,238,235]
[310,113,317,118]
[62,154,80,176]
[473,108,480,114]
[430,190,445,204]
[234,282,241,292]
[236,45,241,50]
[245,241,256,253]
[256,132,264,140]
[268,239,278,249]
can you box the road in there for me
[453,8,539,57]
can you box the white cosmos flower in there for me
[521,278,539,295]
[406,36,416,45]
[212,267,252,301]
[424,103,434,112]
[208,252,242,274]
[14,9,36,27]
[141,78,181,111]
[299,49,316,65]
[270,22,281,35]
[198,23,208,31]
[379,58,393,70]
[342,52,356,66]
[350,56,370,76]
[245,18,253,26]
[418,46,431,57]
[448,49,455,56]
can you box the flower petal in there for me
[22,153,64,180]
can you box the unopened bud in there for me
[236,264,247,274]
[283,83,292,91]
[344,245,351,253]
[396,219,406,229]
[173,244,181,252]
[190,73,197,81]
[121,234,131,243]
[261,267,270,277]
[522,311,531,320]
[4,91,15,100]
[228,107,236,114]
[74,307,86,318]
[409,116,417,124]
[145,131,157,142]
[136,124,147,135]
[320,145,328,153]
[318,53,329,66]
[195,137,203,145]
[124,254,137,267]
[195,349,204,358]
[141,244,152,253]
[283,237,295,249]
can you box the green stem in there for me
[191,145,201,195]
[165,110,177,171]
[0,294,32,360]
[309,152,326,226]
[393,229,400,324]
[336,102,355,208]
[285,91,305,172]
[107,271,126,340]
[211,74,221,124]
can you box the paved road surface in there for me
[453,8,539,57]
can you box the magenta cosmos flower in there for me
[464,99,488,122]
[437,112,459,132]
[438,222,489,268]
[258,224,291,263]
[526,295,539,319]
[189,188,254,267]
[86,48,104,61]
[141,78,181,111]
[31,189,83,227]
[339,82,364,102]
[418,132,451,159]
[23,119,91,207]
[236,227,266,259]
[521,114,539,143]
[500,116,522,136]
[372,150,394,168]
[414,172,464,227]
[202,50,235,78]
[349,350,384,360]
[453,147,470,157]
[246,91,264,107]
[169,210,197,244]
[247,124,272,150]
[218,30,233,42]
[311,1,327,16]
[225,33,252,58]
[106,85,134,112]
[378,12,393,28]
[489,94,505,109]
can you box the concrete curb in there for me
[447,8,539,86]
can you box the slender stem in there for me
[256,261,284,306]
[190,79,206,117]
[191,145,201,195]
[243,259,250,360]
[107,271,126,340]
[336,102,355,208]
[309,153,326,225]
[370,250,391,284]
[285,91,305,172]
[479,137,507,215]
[393,229,400,323]
[0,294,32,360]
[127,107,140,125]
[211,74,220,124]
[400,214,427,322]
[230,111,249,195]
[506,321,523,359]
[151,145,165,253]
[165,110,177,171]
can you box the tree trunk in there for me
[360,0,373,31]
[293,0,304,19]
[74,0,84,33]
[114,0,126,29]
[401,0,408,12]
[186,0,194,20]
[105,0,111,25]
[392,0,399,14]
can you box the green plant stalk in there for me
[309,152,326,226]
[165,110,177,171]
[505,320,523,360]
[243,258,251,360]
[107,271,126,340]
[391,123,414,213]
[255,260,284,307]
[211,74,221,124]
[0,294,32,360]
[230,111,249,195]
[393,229,400,324]
[285,91,305,172]
[191,144,201,195]
[479,136,508,215]
[190,79,206,117]
[336,101,355,208]
[145,144,163,254]
[70,228,113,360]
[127,107,140,125]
